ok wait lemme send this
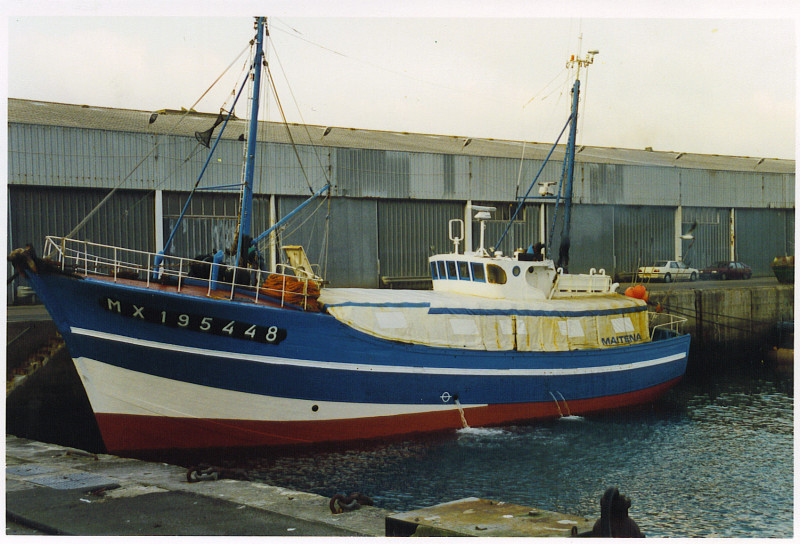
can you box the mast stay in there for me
[495,47,598,272]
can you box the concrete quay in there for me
[643,282,794,358]
[6,435,388,536]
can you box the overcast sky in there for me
[4,1,797,160]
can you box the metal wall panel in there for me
[408,154,447,199]
[8,186,155,252]
[458,157,564,203]
[454,156,477,198]
[259,143,332,196]
[161,191,239,258]
[514,159,565,203]
[681,169,723,207]
[764,173,796,208]
[682,207,731,269]
[481,203,540,258]
[559,204,615,274]
[469,157,519,201]
[334,148,410,199]
[409,154,469,200]
[10,99,794,175]
[8,185,155,302]
[615,165,680,207]
[735,208,794,276]
[582,163,624,205]
[610,205,676,276]
[543,203,617,274]
[8,124,160,190]
[277,196,378,288]
[161,191,273,259]
[677,169,794,209]
[10,120,794,209]
[378,199,464,279]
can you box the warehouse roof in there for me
[8,98,795,174]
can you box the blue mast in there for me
[235,16,266,267]
[556,78,579,271]
[494,48,598,261]
[556,47,598,272]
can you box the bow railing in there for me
[42,236,321,311]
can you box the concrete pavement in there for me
[6,435,389,536]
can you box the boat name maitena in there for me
[600,333,643,347]
[100,296,287,344]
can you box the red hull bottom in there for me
[96,378,682,455]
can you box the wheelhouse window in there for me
[458,261,470,280]
[430,262,439,280]
[437,260,447,279]
[471,262,486,282]
[486,263,507,284]
[446,261,457,279]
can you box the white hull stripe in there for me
[75,357,483,419]
[70,327,685,377]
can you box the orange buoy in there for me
[624,286,635,297]
[625,284,648,301]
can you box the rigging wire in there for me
[266,63,316,194]
[187,42,251,122]
[522,68,569,110]
[261,195,330,268]
[267,40,332,186]
[578,62,591,146]
[233,36,259,248]
[322,196,331,279]
[269,19,512,109]
[241,28,332,270]
[262,31,333,268]
[65,43,252,241]
[64,149,157,240]
[106,144,205,232]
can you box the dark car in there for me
[700,261,752,280]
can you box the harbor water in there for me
[187,359,793,538]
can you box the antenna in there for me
[566,44,598,148]
[566,45,599,81]
[473,206,496,257]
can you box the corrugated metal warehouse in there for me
[7,98,795,302]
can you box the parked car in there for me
[637,260,699,282]
[700,261,752,280]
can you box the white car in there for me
[637,260,698,282]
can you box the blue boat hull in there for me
[24,270,690,453]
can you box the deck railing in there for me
[648,311,688,338]
[43,236,322,311]
[552,268,616,295]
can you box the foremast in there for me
[235,16,267,268]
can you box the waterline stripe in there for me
[70,327,685,377]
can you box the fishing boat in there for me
[8,18,690,455]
